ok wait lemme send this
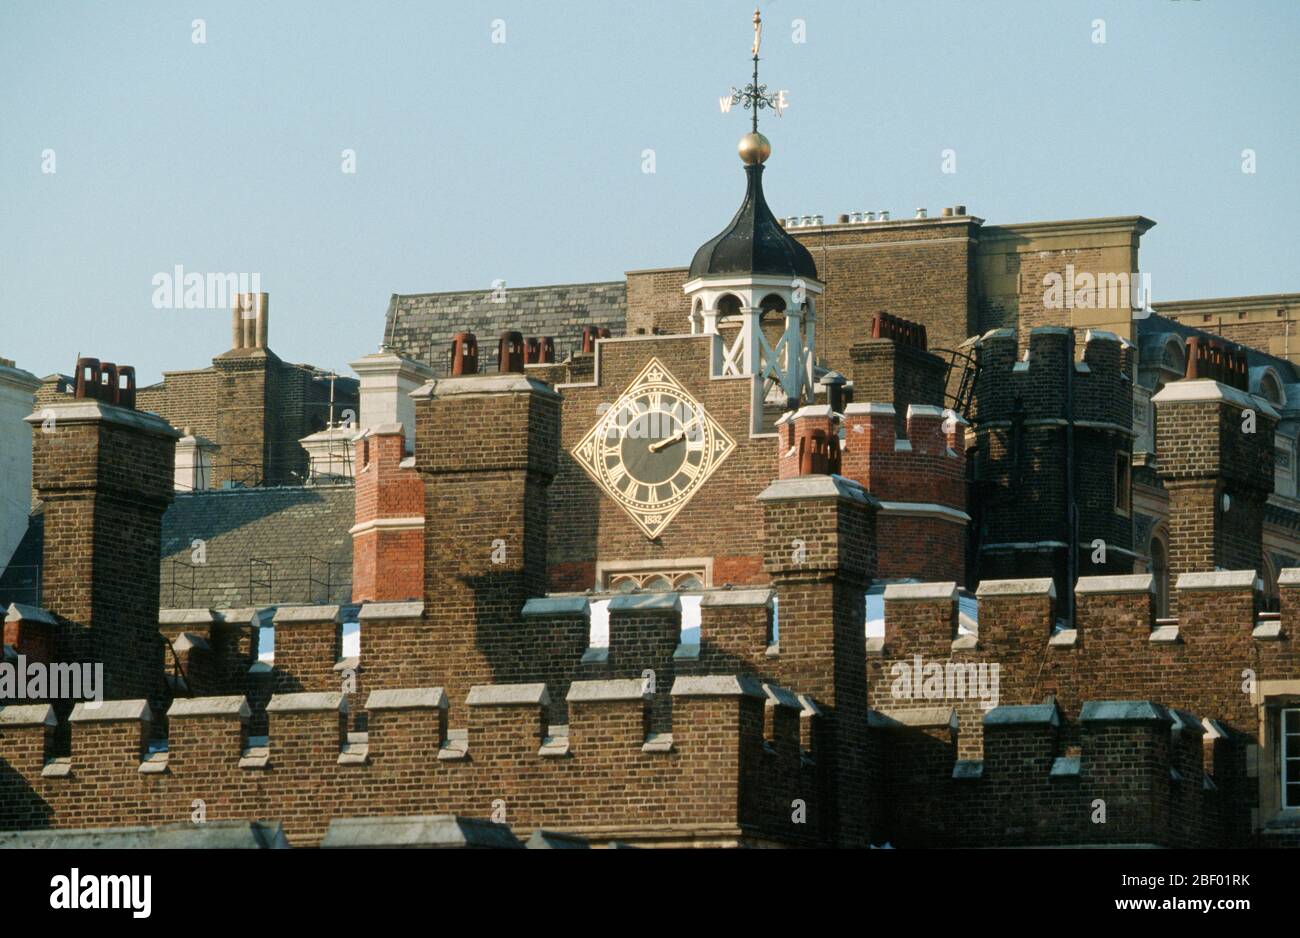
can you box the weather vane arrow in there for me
[729,8,782,133]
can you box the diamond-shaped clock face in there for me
[572,358,735,539]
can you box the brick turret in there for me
[773,397,967,583]
[848,313,947,434]
[351,424,423,602]
[1153,375,1276,609]
[25,398,179,700]
[841,402,968,582]
[758,474,877,846]
[970,326,1135,603]
[411,367,562,713]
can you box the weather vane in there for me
[729,8,782,134]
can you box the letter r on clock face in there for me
[572,358,735,539]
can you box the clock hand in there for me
[648,430,686,453]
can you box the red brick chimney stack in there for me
[25,378,179,700]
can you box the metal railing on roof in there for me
[0,564,41,610]
[164,556,351,608]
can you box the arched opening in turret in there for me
[759,294,787,359]
[716,293,743,332]
[1149,529,1170,618]
[689,298,704,335]
[1256,368,1285,408]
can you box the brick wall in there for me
[0,678,813,847]
[971,327,1135,597]
[29,403,177,701]
[351,428,423,602]
[550,335,773,592]
[1154,380,1274,604]
[625,268,692,337]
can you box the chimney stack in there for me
[231,293,270,351]
[498,330,525,373]
[25,396,179,699]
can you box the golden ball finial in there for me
[738,131,771,165]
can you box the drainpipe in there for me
[1065,330,1078,626]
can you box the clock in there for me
[572,358,735,539]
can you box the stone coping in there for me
[167,696,250,719]
[266,692,346,714]
[1079,700,1171,724]
[23,400,182,437]
[522,596,591,617]
[699,588,773,608]
[0,704,56,727]
[975,578,1057,599]
[366,688,448,710]
[983,703,1059,727]
[321,815,522,849]
[1152,377,1280,419]
[843,402,895,417]
[566,679,650,703]
[786,404,833,421]
[869,707,957,730]
[272,604,343,625]
[608,593,680,613]
[883,582,957,603]
[4,603,56,625]
[158,608,219,626]
[1168,708,1206,736]
[411,373,561,401]
[525,830,590,849]
[159,607,276,628]
[70,700,152,723]
[1075,574,1154,595]
[756,474,876,507]
[465,683,549,707]
[875,502,972,523]
[0,820,289,849]
[670,675,765,698]
[761,683,803,711]
[1175,570,1260,592]
[358,602,424,621]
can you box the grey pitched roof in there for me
[2,485,355,612]
[0,513,42,608]
[383,281,627,374]
[1137,312,1299,382]
[159,484,355,608]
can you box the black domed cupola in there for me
[689,135,818,282]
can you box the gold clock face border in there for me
[572,358,736,539]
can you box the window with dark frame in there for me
[1284,708,1300,810]
[1114,451,1131,516]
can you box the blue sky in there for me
[2,0,1297,384]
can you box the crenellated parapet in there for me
[969,326,1136,594]
[839,402,968,582]
[351,424,424,603]
[870,697,1227,847]
[861,565,1300,843]
[0,674,816,848]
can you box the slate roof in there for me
[383,281,627,375]
[0,484,355,611]
[1137,312,1300,382]
[159,484,355,608]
